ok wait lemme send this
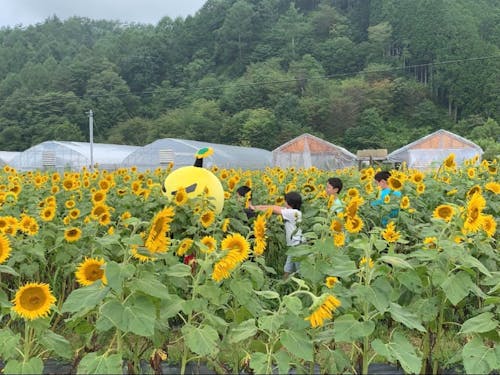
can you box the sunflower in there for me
[344,215,364,234]
[345,197,364,218]
[467,168,476,179]
[92,190,107,205]
[40,206,56,222]
[481,215,496,237]
[484,181,500,195]
[176,238,194,256]
[304,295,341,328]
[302,184,316,194]
[333,232,345,247]
[325,276,338,288]
[463,193,486,233]
[416,183,426,195]
[75,257,107,286]
[131,246,155,262]
[91,204,110,220]
[212,234,250,282]
[410,171,424,184]
[200,236,217,254]
[387,176,403,191]
[69,209,80,220]
[443,153,456,171]
[12,282,56,320]
[253,214,266,242]
[447,188,458,196]
[423,237,437,249]
[253,215,267,255]
[19,215,39,236]
[221,218,230,233]
[145,207,175,253]
[382,222,400,242]
[275,196,285,206]
[174,187,188,206]
[62,178,77,191]
[347,188,359,198]
[364,182,374,194]
[65,199,76,209]
[383,194,391,204]
[212,258,233,282]
[221,233,250,261]
[98,212,112,226]
[0,233,12,264]
[359,256,374,269]
[330,219,343,233]
[200,210,215,228]
[432,204,455,222]
[98,179,111,191]
[400,196,410,210]
[64,227,82,242]
[467,185,482,199]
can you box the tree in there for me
[84,69,140,139]
[215,0,255,74]
[343,107,385,150]
[153,99,227,143]
[239,108,278,149]
[106,117,155,145]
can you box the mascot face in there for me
[162,166,224,213]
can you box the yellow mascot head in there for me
[162,147,224,213]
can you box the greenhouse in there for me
[0,151,20,166]
[272,133,358,170]
[386,129,483,170]
[8,141,140,171]
[122,138,272,170]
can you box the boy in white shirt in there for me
[251,191,304,278]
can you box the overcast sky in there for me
[0,0,207,28]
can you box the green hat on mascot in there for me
[162,147,225,213]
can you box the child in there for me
[326,177,344,214]
[251,191,304,278]
[371,171,401,226]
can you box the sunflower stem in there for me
[23,323,34,360]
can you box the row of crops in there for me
[0,155,498,374]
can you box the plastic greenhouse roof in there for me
[0,151,20,165]
[122,138,272,170]
[9,141,140,171]
[386,129,483,169]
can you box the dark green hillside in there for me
[0,0,498,158]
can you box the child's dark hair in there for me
[374,171,391,182]
[285,191,302,210]
[327,177,343,193]
[236,186,251,198]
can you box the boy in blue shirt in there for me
[370,171,401,226]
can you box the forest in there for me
[0,0,499,158]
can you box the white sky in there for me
[0,0,207,28]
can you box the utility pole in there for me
[88,109,94,171]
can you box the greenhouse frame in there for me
[386,129,483,170]
[121,138,272,171]
[272,133,358,170]
[8,141,140,171]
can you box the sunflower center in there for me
[20,288,45,311]
[85,265,104,281]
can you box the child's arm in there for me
[250,204,282,215]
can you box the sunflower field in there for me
[0,155,498,375]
